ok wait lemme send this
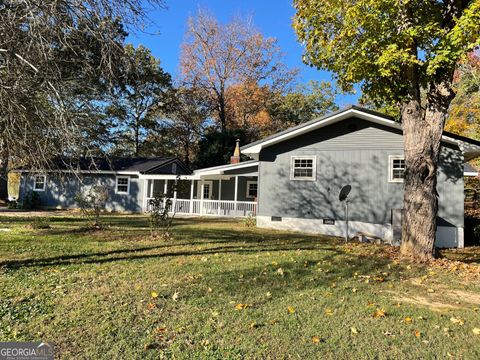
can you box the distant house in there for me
[17,106,480,248]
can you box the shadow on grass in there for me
[1,227,340,270]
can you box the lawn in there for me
[1,213,480,359]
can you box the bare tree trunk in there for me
[401,75,454,261]
[0,154,8,202]
[134,116,140,156]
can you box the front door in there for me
[197,181,213,200]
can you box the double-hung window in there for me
[116,176,130,194]
[291,156,316,181]
[388,155,405,183]
[33,175,46,191]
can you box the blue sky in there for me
[128,0,360,107]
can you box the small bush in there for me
[7,200,18,209]
[244,214,256,228]
[28,217,51,229]
[148,193,175,239]
[74,185,108,229]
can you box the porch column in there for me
[143,179,148,212]
[173,178,178,213]
[189,180,194,214]
[163,180,168,209]
[234,176,238,217]
[200,181,204,215]
[218,179,222,216]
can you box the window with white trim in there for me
[389,155,405,182]
[291,156,316,181]
[246,181,258,198]
[116,176,130,194]
[33,175,46,191]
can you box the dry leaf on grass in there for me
[287,306,296,314]
[311,335,322,344]
[151,291,158,298]
[372,308,386,318]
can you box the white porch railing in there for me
[145,198,256,218]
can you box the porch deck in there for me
[146,198,257,218]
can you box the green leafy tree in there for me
[268,80,338,129]
[294,0,480,260]
[108,44,172,156]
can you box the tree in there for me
[445,51,480,141]
[180,9,296,132]
[268,81,338,130]
[160,87,209,167]
[293,0,480,260]
[108,44,172,156]
[0,0,165,200]
[194,129,250,170]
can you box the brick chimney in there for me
[230,139,241,164]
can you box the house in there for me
[17,106,480,248]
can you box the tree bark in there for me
[0,155,8,202]
[400,75,454,261]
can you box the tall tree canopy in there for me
[445,51,480,141]
[180,9,296,132]
[108,44,172,156]
[294,0,480,260]
[0,0,165,199]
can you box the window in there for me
[291,156,316,181]
[116,176,130,194]
[246,181,258,198]
[33,175,46,191]
[389,155,405,182]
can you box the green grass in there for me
[1,214,480,359]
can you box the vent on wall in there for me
[271,216,282,222]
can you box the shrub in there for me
[74,185,108,229]
[29,217,51,229]
[148,193,175,239]
[244,214,256,228]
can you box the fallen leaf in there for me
[415,330,421,338]
[427,289,435,293]
[172,291,179,301]
[373,308,386,318]
[311,335,322,344]
[266,292,272,298]
[404,317,413,324]
[350,327,358,335]
[450,316,465,326]
[383,330,395,337]
[276,268,284,276]
[287,306,296,314]
[207,287,213,293]
[155,326,168,334]
[352,288,357,293]
[147,302,156,310]
[325,308,334,316]
[151,291,158,298]
[472,328,480,335]
[235,303,250,310]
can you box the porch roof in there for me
[138,160,259,180]
[193,160,259,178]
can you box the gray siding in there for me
[258,118,464,228]
[19,173,145,212]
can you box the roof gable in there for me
[241,106,480,159]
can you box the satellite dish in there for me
[339,185,351,201]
